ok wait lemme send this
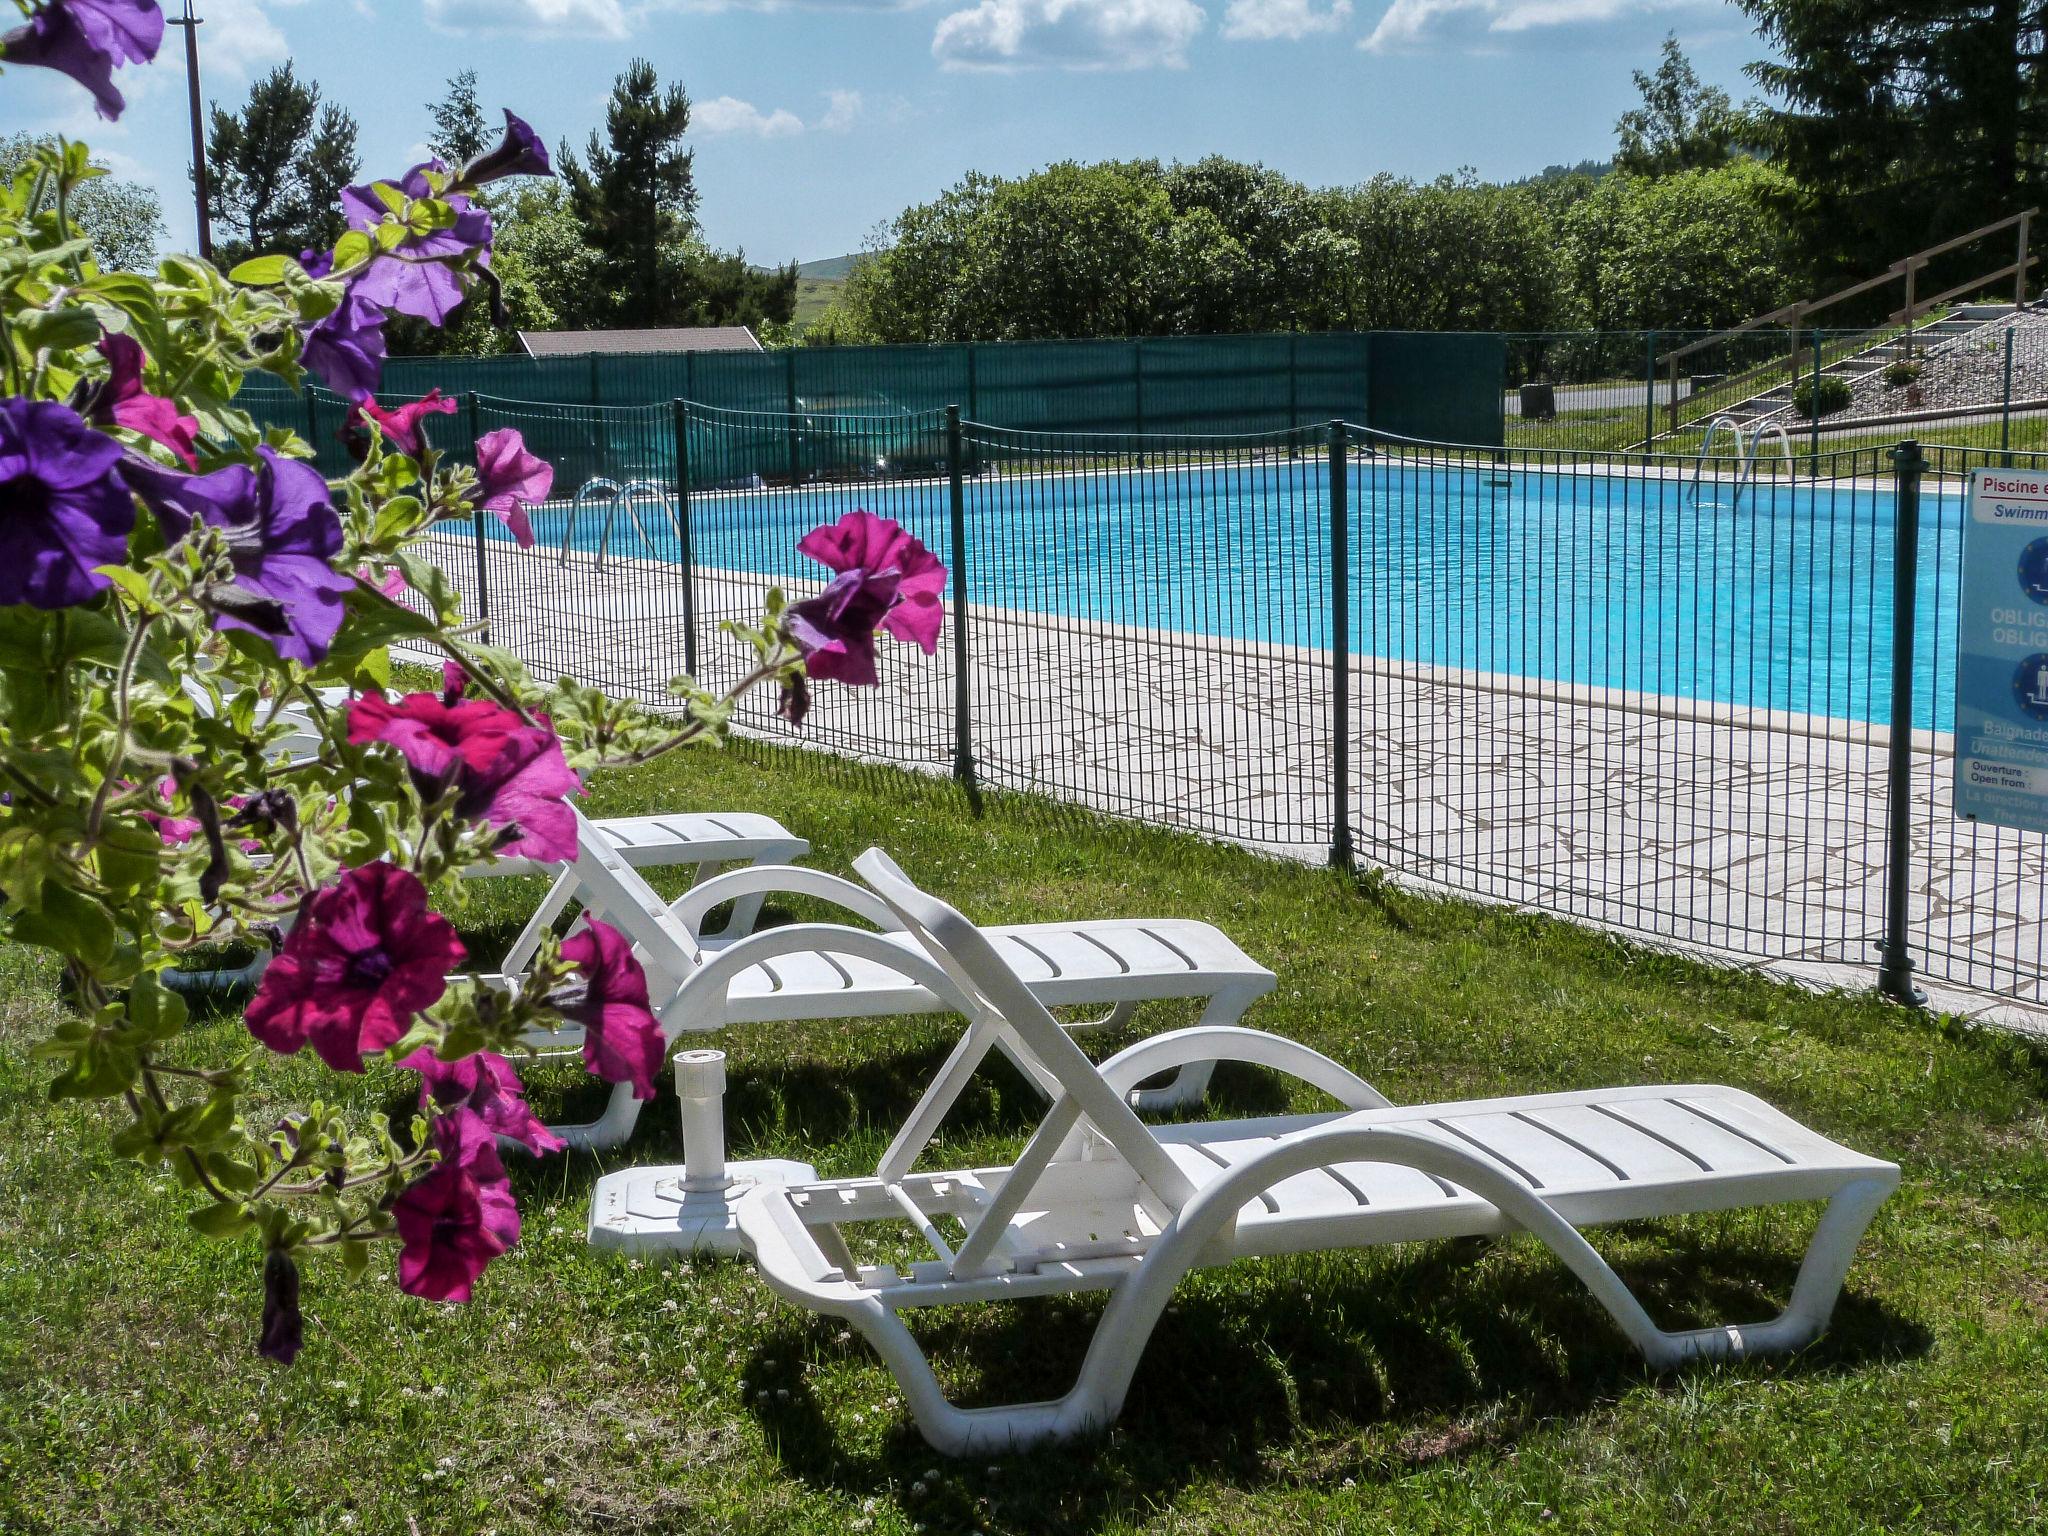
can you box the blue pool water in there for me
[508,462,1969,733]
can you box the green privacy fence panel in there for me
[1366,331,1504,445]
[237,330,1505,450]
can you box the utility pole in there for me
[166,1,212,262]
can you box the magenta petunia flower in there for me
[0,0,162,121]
[347,692,580,863]
[786,510,948,686]
[472,428,550,547]
[352,389,457,457]
[401,1047,564,1156]
[121,447,352,665]
[90,333,198,468]
[393,1108,521,1303]
[299,290,388,403]
[457,110,553,190]
[339,162,495,327]
[555,920,664,1099]
[0,397,137,609]
[244,862,467,1073]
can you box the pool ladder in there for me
[1691,417,1795,511]
[559,478,674,571]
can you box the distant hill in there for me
[797,252,865,280]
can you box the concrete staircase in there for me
[1708,304,2022,432]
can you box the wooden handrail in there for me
[1665,207,2038,368]
[1892,256,2040,325]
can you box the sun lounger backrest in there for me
[562,807,705,993]
[854,848,1196,1210]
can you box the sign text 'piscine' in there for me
[1955,467,2048,832]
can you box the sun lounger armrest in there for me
[667,866,906,939]
[1096,1026,1394,1110]
[669,921,979,1042]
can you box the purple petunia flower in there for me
[393,1108,521,1303]
[297,246,333,280]
[339,161,494,327]
[457,110,553,189]
[244,862,468,1074]
[90,333,199,468]
[554,920,665,1099]
[472,428,550,547]
[401,1047,564,1156]
[122,447,353,665]
[0,397,137,609]
[258,1249,303,1365]
[0,0,163,121]
[299,290,388,404]
[784,510,949,686]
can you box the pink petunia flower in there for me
[393,1108,521,1302]
[347,692,581,863]
[473,428,551,548]
[351,389,458,457]
[400,1047,564,1156]
[786,510,947,686]
[91,334,199,468]
[244,862,467,1072]
[554,920,664,1099]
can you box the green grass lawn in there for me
[2,740,2046,1534]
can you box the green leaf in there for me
[128,970,190,1045]
[14,306,101,353]
[228,254,289,286]
[187,1202,253,1240]
[10,881,116,969]
[0,827,51,912]
[95,814,163,898]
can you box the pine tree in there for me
[1740,0,2048,279]
[559,59,698,324]
[427,70,490,167]
[205,62,359,267]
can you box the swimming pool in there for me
[505,461,1968,732]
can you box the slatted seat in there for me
[715,919,1253,1024]
[730,849,1901,1454]
[508,812,1275,1150]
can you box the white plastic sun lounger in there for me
[514,810,1276,1156]
[722,848,1901,1455]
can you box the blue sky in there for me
[3,0,1771,265]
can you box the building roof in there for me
[517,326,762,358]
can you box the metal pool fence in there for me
[399,396,2048,1018]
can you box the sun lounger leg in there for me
[1124,984,1266,1113]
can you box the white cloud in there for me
[1359,0,1699,51]
[1221,0,1351,37]
[818,88,864,132]
[422,0,630,38]
[932,0,1205,70]
[190,0,294,79]
[694,95,807,137]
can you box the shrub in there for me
[1885,360,1923,390]
[1793,374,1855,418]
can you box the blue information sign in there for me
[1956,467,2048,832]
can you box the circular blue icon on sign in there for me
[2016,655,2048,719]
[2020,538,2048,604]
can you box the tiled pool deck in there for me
[431,531,2048,1036]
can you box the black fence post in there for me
[466,391,490,642]
[2002,328,2016,468]
[671,398,699,678]
[1643,330,1656,450]
[1809,328,1823,477]
[1877,440,1927,1007]
[785,352,802,487]
[945,405,977,800]
[1328,418,1354,869]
